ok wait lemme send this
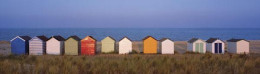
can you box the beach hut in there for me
[159,38,174,54]
[11,36,31,55]
[187,38,206,53]
[206,38,225,54]
[81,36,96,55]
[143,36,157,54]
[29,35,48,55]
[65,36,81,55]
[46,36,65,55]
[101,36,116,53]
[119,37,132,54]
[227,39,249,54]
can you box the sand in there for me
[0,40,259,55]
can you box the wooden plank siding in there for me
[101,36,116,53]
[81,36,96,55]
[29,37,46,55]
[65,38,80,55]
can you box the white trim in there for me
[212,39,224,43]
[10,36,25,42]
[29,36,44,42]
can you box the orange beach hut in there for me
[143,36,158,54]
[81,36,96,55]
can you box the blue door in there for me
[215,43,218,53]
[218,43,222,53]
[214,43,222,54]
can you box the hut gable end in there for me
[102,36,116,42]
[82,36,96,41]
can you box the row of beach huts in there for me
[10,35,249,55]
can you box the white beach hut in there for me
[187,38,206,53]
[159,38,174,54]
[206,38,225,54]
[227,39,249,54]
[46,36,65,55]
[29,36,48,55]
[119,37,132,54]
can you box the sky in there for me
[0,0,260,28]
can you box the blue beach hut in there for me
[11,36,31,55]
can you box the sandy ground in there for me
[0,40,259,55]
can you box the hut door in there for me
[215,43,222,53]
[215,43,218,53]
[218,43,222,53]
[199,43,203,53]
[195,43,200,52]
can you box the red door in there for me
[81,40,96,55]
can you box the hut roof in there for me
[160,38,174,42]
[67,35,81,41]
[188,38,204,43]
[188,38,199,43]
[19,36,31,41]
[206,38,223,43]
[227,38,249,42]
[106,36,116,41]
[119,37,132,42]
[36,35,48,41]
[82,36,97,41]
[50,35,65,41]
[142,36,157,41]
[11,36,31,42]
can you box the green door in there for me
[200,43,204,53]
[195,43,199,52]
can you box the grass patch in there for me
[0,54,259,74]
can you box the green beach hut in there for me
[101,36,116,53]
[65,36,81,55]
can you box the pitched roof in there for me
[160,38,174,42]
[50,35,65,41]
[11,36,31,42]
[227,38,249,42]
[36,35,48,41]
[119,37,132,42]
[82,36,96,41]
[102,36,116,41]
[188,38,199,43]
[206,38,223,43]
[142,36,157,41]
[66,35,81,41]
[107,36,116,41]
[19,36,31,41]
[188,38,205,43]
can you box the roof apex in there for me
[102,36,116,41]
[66,35,81,41]
[227,38,249,42]
[10,36,31,42]
[35,35,48,41]
[188,38,204,43]
[119,36,132,42]
[48,35,65,41]
[206,38,223,43]
[160,38,174,42]
[142,36,157,41]
[82,36,97,41]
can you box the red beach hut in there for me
[81,36,96,55]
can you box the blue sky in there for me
[0,0,260,28]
